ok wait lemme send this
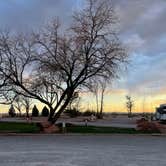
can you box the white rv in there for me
[155,104,166,121]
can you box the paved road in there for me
[0,135,165,166]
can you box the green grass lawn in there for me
[0,122,160,134]
[66,125,160,134]
[0,122,40,133]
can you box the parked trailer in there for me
[155,104,166,121]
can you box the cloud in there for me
[110,0,166,98]
[106,89,128,95]
[113,0,166,56]
[0,0,81,32]
[0,0,165,108]
[123,53,166,96]
[124,34,145,53]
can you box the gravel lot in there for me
[0,135,165,166]
[0,116,138,128]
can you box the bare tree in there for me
[0,91,32,117]
[21,97,33,118]
[90,78,107,119]
[126,95,134,117]
[12,95,33,117]
[93,83,99,115]
[13,95,23,116]
[0,0,128,124]
[99,79,107,119]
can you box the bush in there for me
[9,110,16,117]
[8,105,16,117]
[64,108,82,118]
[96,113,103,119]
[32,105,39,117]
[41,106,49,117]
[82,110,96,116]
[111,112,118,118]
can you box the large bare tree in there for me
[0,0,128,124]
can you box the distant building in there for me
[155,104,166,121]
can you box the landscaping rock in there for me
[38,122,60,133]
[155,122,166,133]
[136,118,160,133]
[136,118,166,133]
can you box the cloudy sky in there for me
[0,0,166,113]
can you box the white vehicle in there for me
[155,104,166,121]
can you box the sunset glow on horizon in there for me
[1,90,166,114]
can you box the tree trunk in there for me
[47,88,69,122]
[48,108,55,122]
[18,109,21,117]
[129,107,132,118]
[99,88,104,119]
[51,91,73,124]
[95,93,99,115]
[26,108,29,118]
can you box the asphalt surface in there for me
[0,135,165,166]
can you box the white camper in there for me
[155,104,166,121]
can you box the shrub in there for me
[8,105,16,117]
[111,112,118,118]
[64,108,82,118]
[82,110,96,116]
[96,112,103,119]
[32,105,39,117]
[41,106,49,117]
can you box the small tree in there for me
[41,106,49,117]
[22,97,33,118]
[32,105,39,117]
[8,104,16,117]
[126,96,134,118]
[13,95,23,117]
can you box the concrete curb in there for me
[0,133,166,137]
